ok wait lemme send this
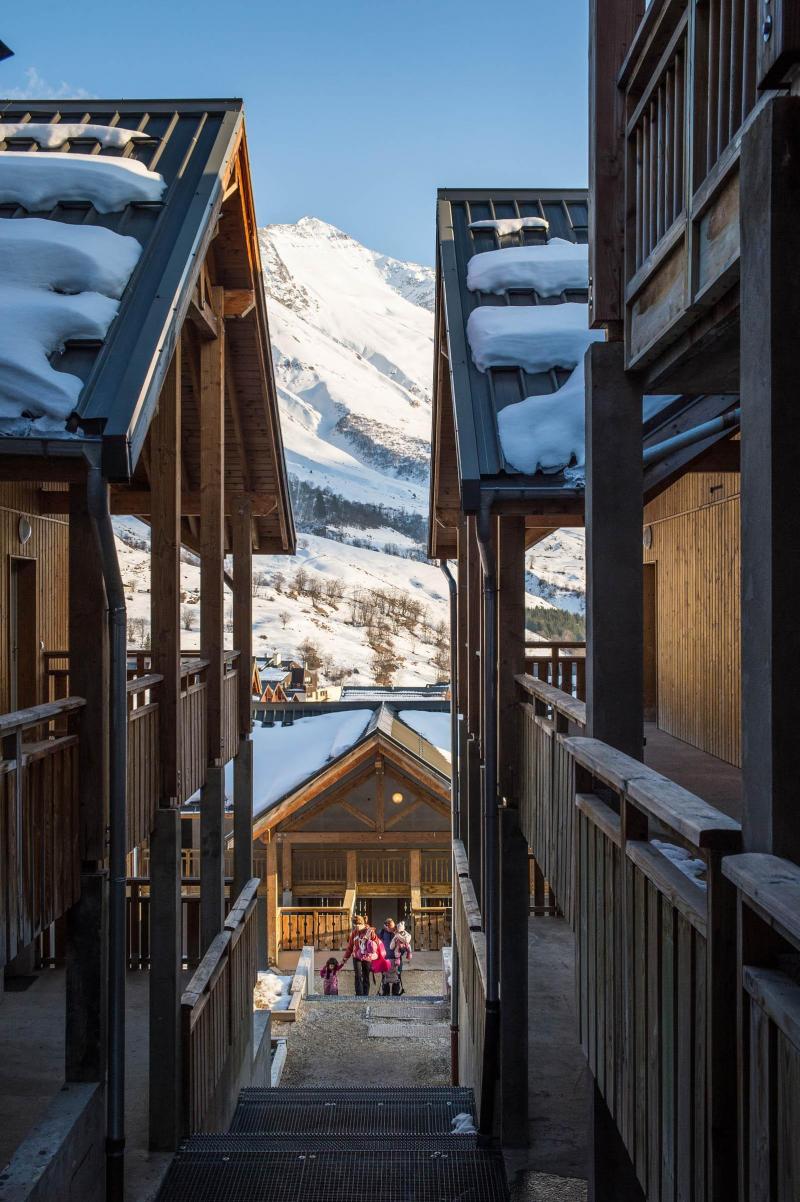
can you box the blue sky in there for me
[1,1,588,264]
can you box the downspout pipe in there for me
[87,467,127,1202]
[474,496,500,1143]
[643,406,740,467]
[440,561,459,1083]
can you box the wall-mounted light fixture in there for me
[391,791,403,804]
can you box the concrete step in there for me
[156,1146,509,1201]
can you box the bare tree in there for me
[278,610,290,630]
[181,605,196,631]
[297,637,323,671]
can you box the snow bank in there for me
[398,709,451,763]
[254,972,293,1011]
[467,238,588,298]
[651,839,707,889]
[469,216,549,236]
[497,362,586,478]
[0,151,166,212]
[0,217,143,425]
[467,302,602,374]
[0,123,151,149]
[0,285,118,421]
[0,218,142,299]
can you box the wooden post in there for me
[409,849,422,911]
[232,499,253,901]
[739,97,800,863]
[495,516,529,1147]
[148,345,184,1150]
[200,286,226,953]
[588,0,646,331]
[585,341,643,761]
[265,839,279,964]
[456,522,468,846]
[65,483,109,1083]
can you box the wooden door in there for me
[643,561,658,723]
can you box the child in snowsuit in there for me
[319,957,342,996]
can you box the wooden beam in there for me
[232,498,253,737]
[187,293,218,341]
[265,840,279,963]
[273,830,451,846]
[589,0,646,331]
[224,289,256,319]
[200,285,226,955]
[150,344,182,803]
[37,489,277,517]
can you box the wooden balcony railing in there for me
[518,675,586,924]
[421,851,452,887]
[0,697,85,968]
[411,906,452,951]
[617,0,764,367]
[181,878,259,1135]
[126,877,233,970]
[722,853,800,1202]
[562,735,741,1201]
[453,840,487,1111]
[357,853,409,886]
[180,657,208,803]
[279,905,352,951]
[525,642,586,701]
[127,673,161,851]
[292,850,347,886]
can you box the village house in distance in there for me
[0,99,294,1200]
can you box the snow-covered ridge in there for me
[467,302,602,374]
[0,152,166,212]
[0,123,152,149]
[467,238,588,297]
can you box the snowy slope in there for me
[114,218,585,683]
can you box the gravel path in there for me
[279,971,450,1088]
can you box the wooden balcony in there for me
[126,876,234,970]
[0,698,85,968]
[600,0,767,385]
[278,905,354,952]
[525,641,586,701]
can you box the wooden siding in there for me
[643,470,740,766]
[0,484,69,714]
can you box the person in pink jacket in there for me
[341,916,379,996]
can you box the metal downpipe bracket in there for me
[87,467,127,1202]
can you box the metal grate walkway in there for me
[156,1147,509,1202]
[156,1086,507,1201]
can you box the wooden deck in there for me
[643,722,742,822]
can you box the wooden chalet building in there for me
[0,100,294,1200]
[242,701,452,961]
[432,5,800,1201]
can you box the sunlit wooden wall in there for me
[643,469,741,766]
[0,482,69,714]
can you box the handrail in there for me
[516,673,587,727]
[563,735,741,849]
[180,657,210,678]
[126,673,163,695]
[722,853,800,946]
[525,640,586,651]
[181,877,259,1010]
[0,696,86,739]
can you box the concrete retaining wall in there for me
[0,1082,104,1202]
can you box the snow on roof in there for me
[466,302,603,374]
[469,216,549,236]
[497,361,586,480]
[0,123,152,149]
[398,709,451,763]
[0,218,144,428]
[341,686,449,701]
[0,151,166,212]
[259,666,292,684]
[251,710,373,816]
[467,238,588,298]
[0,218,142,299]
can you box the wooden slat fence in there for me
[421,851,452,887]
[357,853,409,886]
[566,736,741,1202]
[0,698,85,968]
[279,906,351,951]
[181,878,259,1135]
[126,673,161,852]
[411,906,452,951]
[292,850,347,886]
[722,853,800,1202]
[127,877,233,970]
[222,653,239,765]
[525,641,586,701]
[453,840,487,1120]
[518,674,586,925]
[180,658,208,803]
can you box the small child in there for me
[319,957,342,996]
[381,962,402,996]
[391,922,413,965]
